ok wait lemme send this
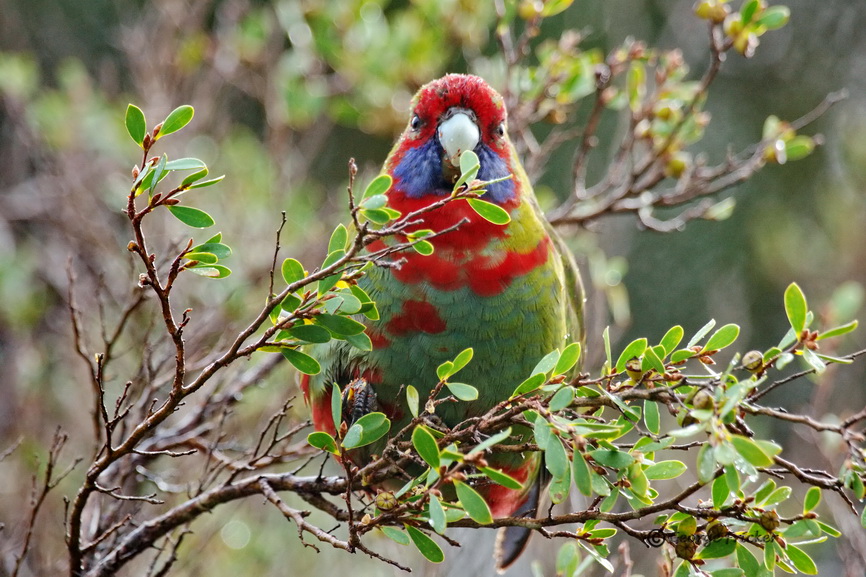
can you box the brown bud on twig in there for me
[132,166,140,179]
[153,122,163,138]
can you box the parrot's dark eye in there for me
[495,122,506,138]
[410,114,422,130]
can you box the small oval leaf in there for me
[467,198,511,225]
[454,480,493,525]
[405,525,444,563]
[167,205,214,228]
[158,105,194,138]
[125,104,146,146]
[281,348,321,375]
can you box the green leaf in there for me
[818,320,859,340]
[181,168,209,187]
[361,208,391,224]
[164,157,207,171]
[740,0,759,24]
[412,426,441,469]
[281,294,301,313]
[712,474,730,508]
[756,6,790,29]
[148,154,167,194]
[428,494,447,534]
[554,342,581,375]
[192,242,231,259]
[712,568,744,577]
[183,252,218,264]
[549,387,574,411]
[363,174,392,199]
[446,382,478,401]
[480,467,523,490]
[802,347,827,373]
[704,323,740,352]
[687,319,717,348]
[512,373,546,397]
[615,338,648,372]
[642,346,666,374]
[572,448,592,496]
[406,385,419,418]
[602,326,612,373]
[405,526,444,564]
[450,348,474,374]
[307,431,339,455]
[380,526,410,546]
[125,104,146,146]
[288,324,332,344]
[677,515,698,537]
[167,206,214,228]
[785,544,817,575]
[589,449,634,470]
[545,436,568,479]
[412,239,435,255]
[188,264,231,279]
[549,464,571,504]
[281,348,321,375]
[467,198,511,225]
[331,383,342,433]
[157,104,194,138]
[785,136,815,161]
[697,443,716,483]
[660,325,685,355]
[187,174,225,189]
[541,0,573,17]
[555,542,580,577]
[644,400,660,435]
[281,258,305,285]
[699,538,737,560]
[454,150,480,190]
[362,194,387,209]
[328,224,349,253]
[314,314,366,336]
[785,282,808,335]
[644,460,687,480]
[762,485,792,507]
[342,412,390,449]
[731,435,774,467]
[454,481,493,524]
[801,486,820,513]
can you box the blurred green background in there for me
[1,0,865,575]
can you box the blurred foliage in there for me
[1,0,866,576]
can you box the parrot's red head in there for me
[386,74,517,205]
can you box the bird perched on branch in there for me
[301,74,584,570]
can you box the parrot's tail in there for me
[493,466,549,573]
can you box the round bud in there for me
[375,491,397,511]
[706,520,728,541]
[675,537,698,560]
[741,350,764,373]
[625,357,645,383]
[759,510,780,533]
[692,389,714,410]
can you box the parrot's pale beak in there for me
[438,109,480,168]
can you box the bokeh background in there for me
[1,0,865,575]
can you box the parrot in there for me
[300,73,584,570]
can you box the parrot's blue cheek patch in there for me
[393,138,447,198]
[477,146,516,204]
